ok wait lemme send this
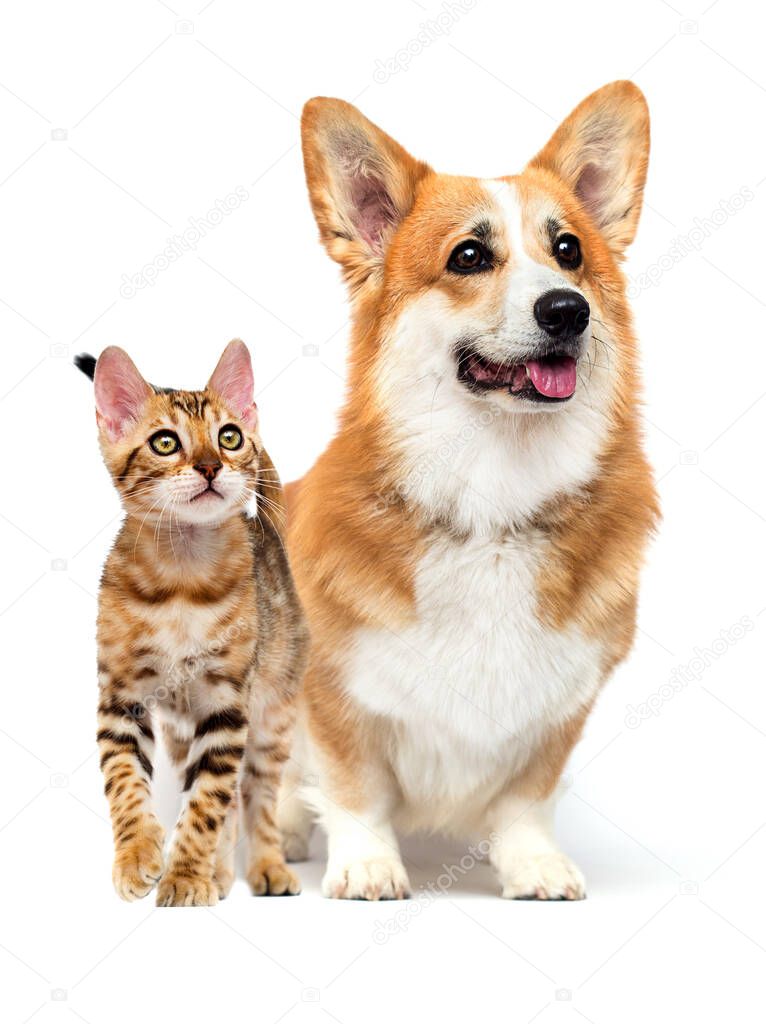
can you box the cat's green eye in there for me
[149,431,181,456]
[219,425,243,451]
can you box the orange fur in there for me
[285,82,658,899]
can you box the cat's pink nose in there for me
[194,459,222,482]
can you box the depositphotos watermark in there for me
[625,615,754,728]
[372,833,500,944]
[119,616,250,728]
[373,0,477,83]
[372,404,500,514]
[627,186,754,297]
[120,186,249,298]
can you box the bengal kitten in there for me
[77,340,308,906]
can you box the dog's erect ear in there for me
[301,98,431,288]
[527,81,650,254]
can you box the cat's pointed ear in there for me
[207,339,257,429]
[301,97,431,288]
[526,80,650,254]
[94,347,153,441]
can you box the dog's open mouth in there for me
[457,348,578,402]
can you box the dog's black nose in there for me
[534,289,590,339]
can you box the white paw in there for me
[500,851,586,901]
[322,858,411,900]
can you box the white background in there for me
[1,0,764,1021]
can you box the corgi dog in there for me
[279,81,659,900]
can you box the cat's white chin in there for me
[152,474,248,526]
[173,491,239,525]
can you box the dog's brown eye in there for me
[554,234,582,269]
[448,240,490,274]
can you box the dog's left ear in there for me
[301,98,432,291]
[527,80,650,254]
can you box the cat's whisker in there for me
[165,494,179,559]
[257,500,286,526]
[133,494,166,559]
[88,340,306,906]
[153,496,172,554]
[243,482,287,523]
[122,483,163,502]
[256,501,288,536]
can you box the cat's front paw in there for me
[322,857,410,900]
[500,851,586,901]
[156,872,219,907]
[247,857,301,896]
[213,863,236,900]
[281,829,310,863]
[112,820,165,901]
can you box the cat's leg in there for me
[97,683,164,901]
[161,719,190,779]
[277,765,313,863]
[242,700,301,895]
[485,712,589,901]
[156,695,249,907]
[276,710,315,862]
[213,800,238,898]
[160,716,238,898]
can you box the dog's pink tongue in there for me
[525,356,577,399]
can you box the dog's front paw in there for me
[156,872,219,907]
[112,819,165,901]
[500,851,585,901]
[322,858,410,900]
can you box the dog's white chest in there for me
[345,531,602,810]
